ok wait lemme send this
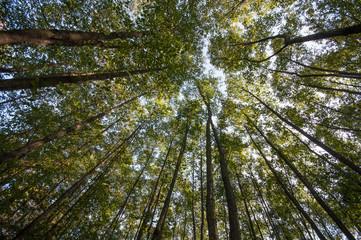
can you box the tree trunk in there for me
[0,69,158,91]
[0,93,145,164]
[286,57,361,77]
[192,169,197,240]
[147,183,163,240]
[198,85,242,240]
[234,24,361,62]
[244,88,361,175]
[40,163,111,239]
[151,124,190,240]
[136,138,173,240]
[246,119,356,240]
[246,127,327,240]
[251,175,281,240]
[104,148,154,238]
[236,174,256,240]
[205,117,219,240]
[249,200,265,240]
[200,153,205,240]
[234,24,361,46]
[13,121,144,239]
[0,29,144,46]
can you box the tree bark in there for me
[198,86,242,240]
[244,88,361,175]
[0,29,144,46]
[246,127,327,240]
[234,24,361,62]
[234,24,361,46]
[286,57,361,77]
[13,121,144,239]
[104,148,154,238]
[0,93,145,164]
[200,153,205,240]
[246,118,356,240]
[136,138,173,240]
[147,183,163,240]
[0,69,158,91]
[251,176,281,240]
[205,117,219,240]
[192,160,197,240]
[249,200,265,240]
[151,124,190,240]
[236,174,256,240]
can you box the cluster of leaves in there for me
[1,0,360,239]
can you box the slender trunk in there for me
[251,176,281,240]
[244,88,361,175]
[151,124,190,240]
[136,139,173,240]
[105,148,154,238]
[13,121,144,240]
[206,117,219,240]
[200,153,205,240]
[294,80,361,95]
[246,119,355,240]
[286,57,361,77]
[182,210,188,240]
[198,85,242,240]
[286,127,361,187]
[236,174,256,240]
[246,127,327,240]
[147,183,163,240]
[40,162,111,239]
[249,201,265,240]
[286,24,361,45]
[0,29,144,46]
[0,95,29,105]
[0,93,145,164]
[12,178,66,227]
[234,24,361,46]
[192,159,197,240]
[234,24,361,62]
[268,68,361,80]
[0,69,159,91]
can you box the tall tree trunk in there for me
[192,158,197,240]
[147,183,163,240]
[251,175,281,240]
[205,117,219,240]
[182,210,188,240]
[40,162,111,239]
[286,126,361,187]
[136,138,173,240]
[0,29,144,46]
[0,69,159,91]
[248,200,265,240]
[0,93,145,164]
[104,148,154,238]
[246,127,327,240]
[151,124,190,240]
[13,121,144,239]
[200,153,205,240]
[244,88,361,175]
[236,174,256,240]
[246,120,355,240]
[233,24,361,62]
[198,85,242,240]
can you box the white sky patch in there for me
[201,37,227,97]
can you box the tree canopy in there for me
[1,0,360,239]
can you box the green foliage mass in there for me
[0,0,360,239]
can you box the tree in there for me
[1,0,360,239]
